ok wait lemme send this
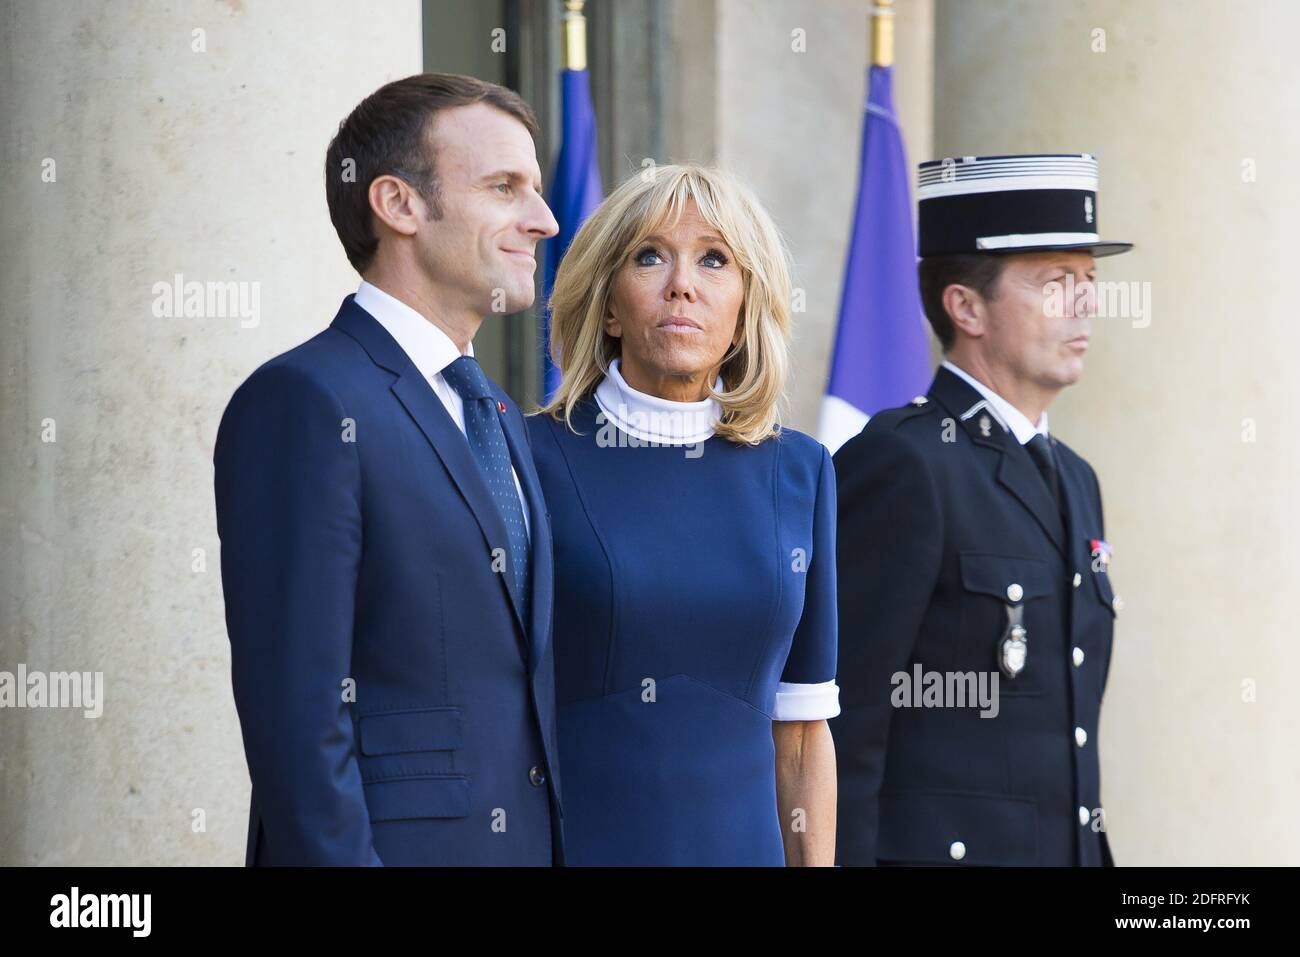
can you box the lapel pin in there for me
[979,414,992,437]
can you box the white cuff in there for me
[772,680,841,721]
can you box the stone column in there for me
[0,0,422,864]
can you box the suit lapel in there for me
[1055,441,1089,564]
[994,442,1067,555]
[929,366,1067,556]
[331,297,529,659]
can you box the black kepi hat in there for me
[917,153,1131,258]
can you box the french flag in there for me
[818,63,932,453]
[540,68,603,403]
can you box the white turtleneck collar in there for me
[594,358,723,446]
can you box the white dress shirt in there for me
[354,280,530,539]
[592,357,840,722]
[942,359,1049,446]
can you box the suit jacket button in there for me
[529,765,546,787]
[1079,806,1091,826]
[1073,646,1085,667]
[1006,583,1023,602]
[949,841,966,861]
[1072,572,1082,587]
[1075,726,1088,748]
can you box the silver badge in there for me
[999,604,1028,678]
[979,414,992,437]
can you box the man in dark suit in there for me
[214,74,562,865]
[831,153,1130,866]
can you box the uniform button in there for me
[1006,583,1023,602]
[1072,646,1085,667]
[1079,806,1090,826]
[1072,572,1082,588]
[949,840,966,861]
[528,765,546,787]
[1112,594,1124,612]
[1075,726,1088,748]
[910,395,928,406]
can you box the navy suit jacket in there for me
[214,295,562,866]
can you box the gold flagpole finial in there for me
[870,0,895,68]
[563,0,588,72]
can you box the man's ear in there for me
[368,175,422,238]
[943,283,986,340]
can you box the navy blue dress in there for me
[527,398,838,866]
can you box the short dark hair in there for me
[324,73,540,273]
[917,254,1008,351]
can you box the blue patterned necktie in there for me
[441,356,531,632]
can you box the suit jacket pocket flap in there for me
[959,552,1051,602]
[364,775,470,821]
[359,707,462,756]
[877,789,1038,865]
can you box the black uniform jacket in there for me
[830,365,1117,866]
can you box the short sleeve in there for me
[774,442,840,721]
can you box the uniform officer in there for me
[830,153,1131,866]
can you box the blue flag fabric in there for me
[819,65,932,454]
[540,68,603,403]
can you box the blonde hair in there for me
[537,163,792,445]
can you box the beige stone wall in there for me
[933,0,1299,865]
[0,0,422,865]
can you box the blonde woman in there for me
[528,165,838,865]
